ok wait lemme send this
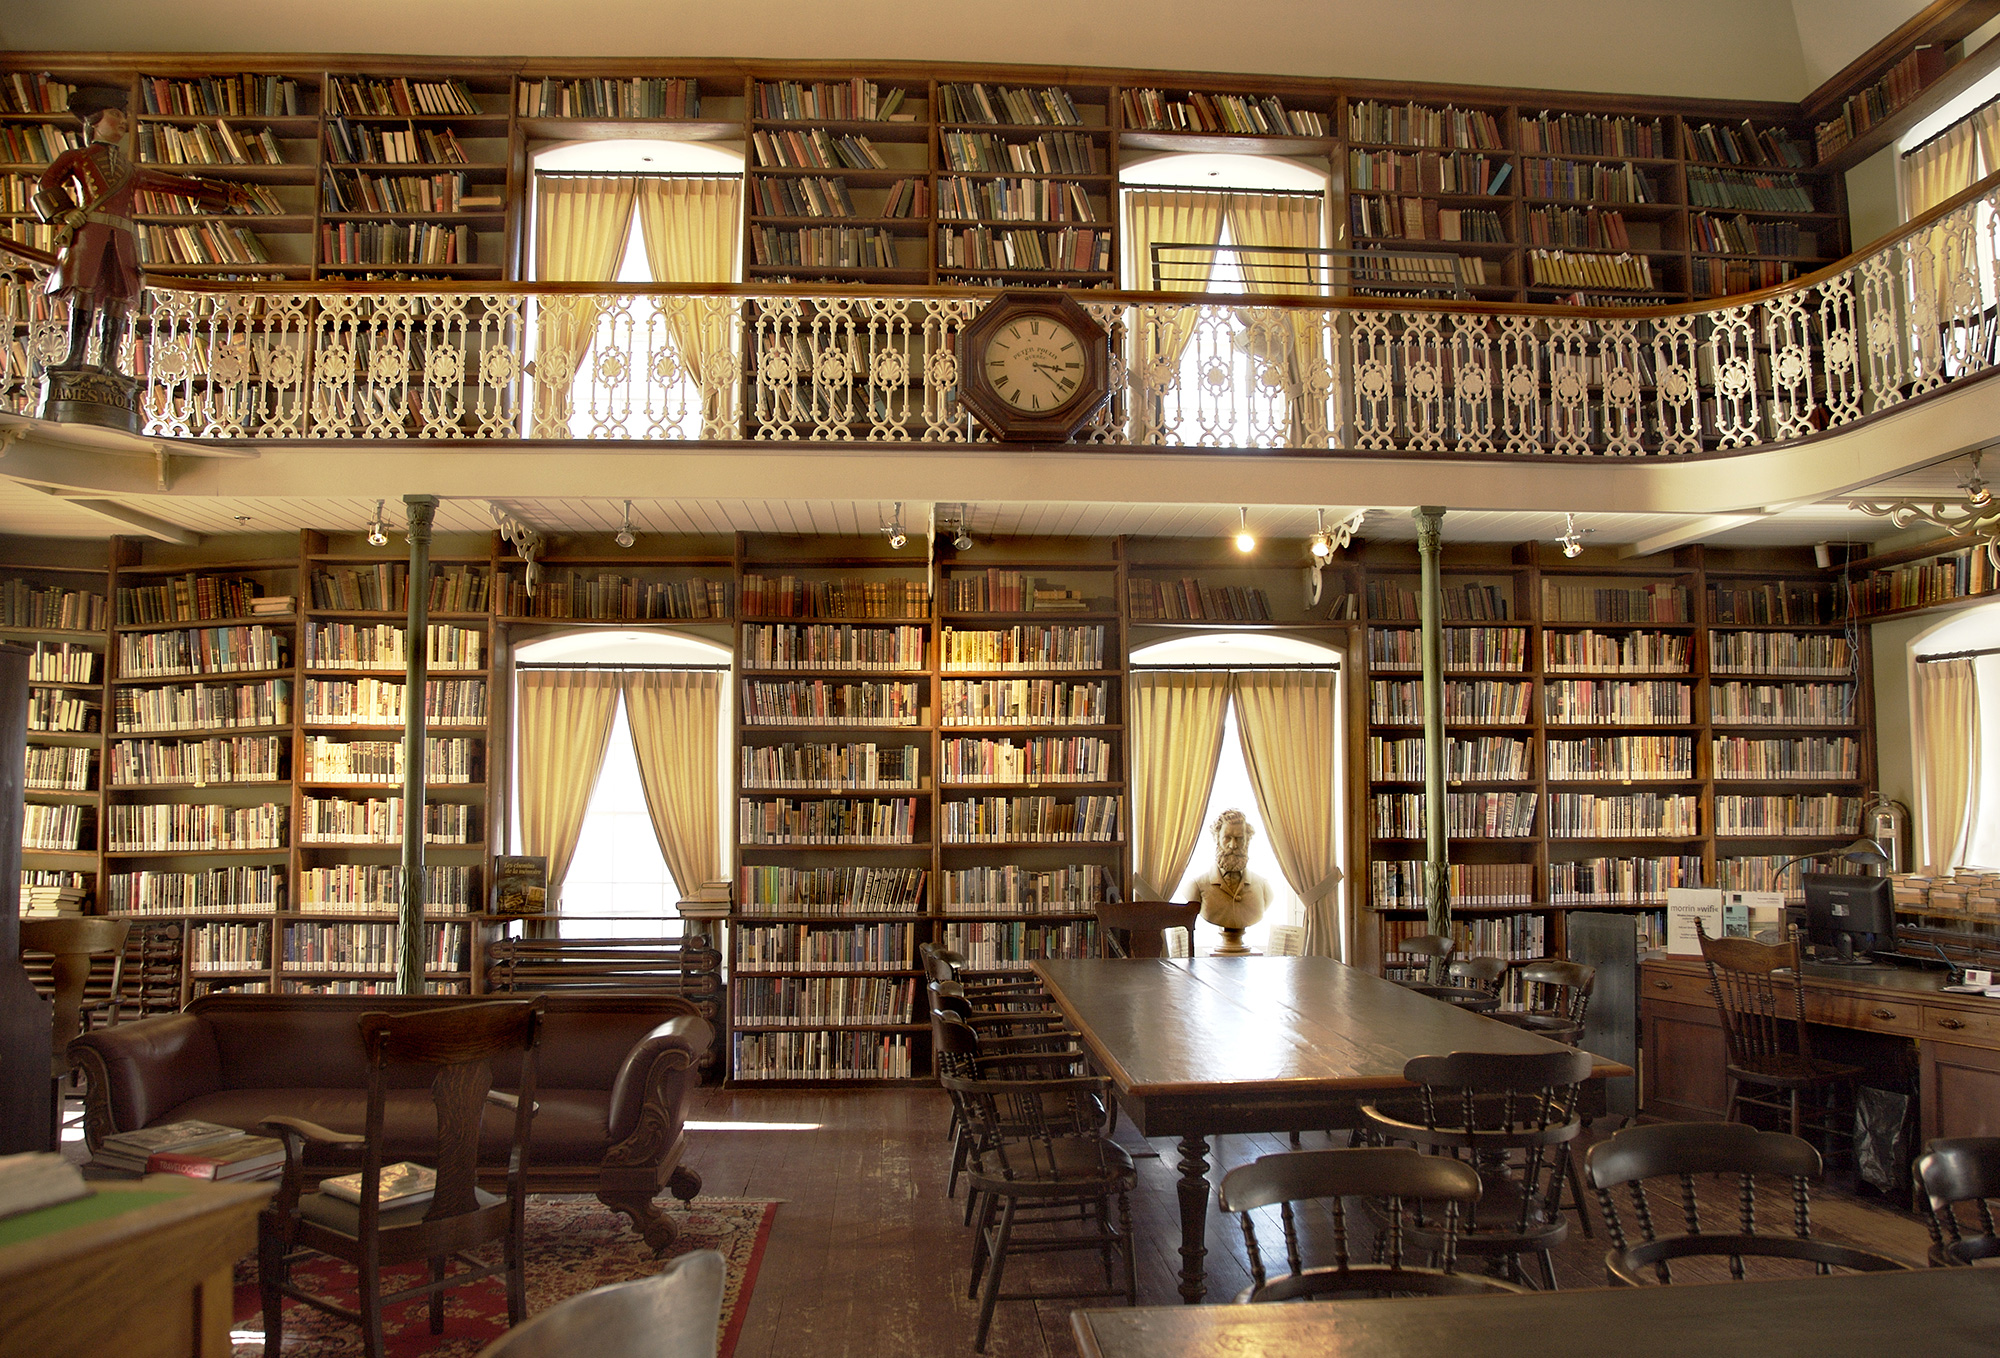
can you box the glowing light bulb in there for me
[1234,508,1255,553]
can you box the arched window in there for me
[1129,632,1345,956]
[511,629,732,937]
[1909,600,2000,869]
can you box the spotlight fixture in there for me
[1961,450,1993,509]
[366,500,388,547]
[882,502,909,551]
[614,500,636,549]
[1557,512,1591,559]
[1309,509,1335,560]
[1234,507,1256,554]
[954,528,974,551]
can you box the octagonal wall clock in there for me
[955,291,1111,442]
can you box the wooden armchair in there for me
[257,998,545,1358]
[1915,1136,2000,1266]
[1096,900,1200,958]
[474,1249,724,1358]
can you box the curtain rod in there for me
[1127,185,1324,199]
[1915,646,2000,663]
[1130,662,1340,671]
[1902,87,2000,159]
[534,170,741,180]
[516,661,731,671]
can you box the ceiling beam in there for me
[1619,513,1762,558]
[25,487,201,544]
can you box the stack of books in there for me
[677,880,733,920]
[22,883,86,917]
[93,1119,281,1180]
[320,1161,435,1209]
[248,595,295,617]
[0,1152,91,1220]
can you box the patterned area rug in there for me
[232,1195,779,1358]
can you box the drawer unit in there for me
[1641,969,1714,1009]
[1806,991,1922,1036]
[1923,1005,2000,1051]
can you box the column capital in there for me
[1412,505,1445,553]
[403,493,438,541]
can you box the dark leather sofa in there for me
[68,991,713,1252]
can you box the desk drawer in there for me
[1806,992,1922,1036]
[1923,1005,2000,1050]
[1642,970,1714,1009]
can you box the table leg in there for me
[1175,1134,1210,1304]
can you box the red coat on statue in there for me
[36,141,232,303]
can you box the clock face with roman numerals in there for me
[982,316,1087,412]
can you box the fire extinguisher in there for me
[1862,795,1909,874]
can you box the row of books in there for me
[1527,205,1631,250]
[140,74,305,119]
[27,689,98,732]
[1712,735,1861,781]
[1519,158,1658,205]
[938,678,1108,727]
[105,866,284,914]
[296,863,478,910]
[740,679,923,726]
[1517,112,1667,159]
[1548,855,1704,904]
[320,169,498,215]
[27,641,99,683]
[938,625,1107,671]
[117,573,272,625]
[326,77,482,119]
[938,735,1115,784]
[108,734,283,786]
[1366,627,1528,672]
[946,570,1096,615]
[496,573,731,621]
[138,120,285,167]
[1546,791,1699,838]
[111,678,291,733]
[22,803,87,851]
[1120,88,1325,137]
[733,922,917,970]
[1370,860,1537,908]
[319,221,470,266]
[137,222,271,267]
[732,1030,911,1081]
[938,794,1122,843]
[1347,150,1511,196]
[751,225,899,269]
[1710,582,1839,626]
[1366,735,1531,782]
[324,118,469,167]
[938,225,1109,273]
[301,735,480,783]
[1382,913,1545,965]
[297,796,477,845]
[740,741,920,790]
[1543,679,1693,724]
[1683,120,1814,169]
[1690,211,1813,257]
[737,865,927,913]
[517,76,701,121]
[740,575,929,620]
[1547,735,1694,780]
[750,127,886,171]
[937,176,1097,223]
[1712,794,1862,837]
[754,79,907,123]
[0,583,102,630]
[1710,681,1855,726]
[1686,167,1815,213]
[1527,249,1655,291]
[24,744,93,790]
[302,621,483,671]
[743,623,926,672]
[279,920,469,972]
[1848,546,1991,615]
[751,175,914,220]
[1124,578,1274,622]
[134,185,284,215]
[0,123,81,165]
[1542,581,1691,623]
[939,864,1115,912]
[1709,631,1850,675]
[1815,44,1949,158]
[310,563,489,613]
[939,130,1103,175]
[939,83,1085,128]
[1369,680,1532,725]
[739,795,919,845]
[104,802,285,852]
[733,976,918,1026]
[1348,101,1505,150]
[1543,629,1689,672]
[0,72,73,115]
[1350,197,1505,244]
[1369,791,1538,839]
[940,919,1092,966]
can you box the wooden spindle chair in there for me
[1217,1146,1530,1301]
[1586,1120,1913,1286]
[1390,932,1454,987]
[1095,900,1200,959]
[1914,1136,2000,1266]
[1491,959,1595,1047]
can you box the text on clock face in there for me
[988,320,1083,409]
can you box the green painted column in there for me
[1413,505,1450,947]
[398,495,437,995]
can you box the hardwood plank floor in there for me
[691,1084,1937,1358]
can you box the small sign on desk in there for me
[1666,888,1723,956]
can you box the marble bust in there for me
[1190,808,1273,955]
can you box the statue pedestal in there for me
[1213,927,1256,956]
[39,366,140,434]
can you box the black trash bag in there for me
[1854,1085,1911,1194]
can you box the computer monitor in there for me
[1800,872,1896,964]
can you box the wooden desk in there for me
[0,1177,270,1358]
[1072,1266,2000,1358]
[1640,954,2000,1143]
[1032,956,1632,1304]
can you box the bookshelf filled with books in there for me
[1352,539,1873,974]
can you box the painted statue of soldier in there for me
[33,83,247,374]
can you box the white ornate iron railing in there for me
[3,173,1998,455]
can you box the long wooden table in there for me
[1032,956,1633,1304]
[1072,1266,2000,1357]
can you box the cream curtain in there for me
[1904,118,1982,217]
[516,670,622,902]
[1125,189,1226,442]
[621,669,723,895]
[1232,671,1345,960]
[636,176,743,438]
[533,176,638,436]
[1128,671,1230,901]
[1225,191,1327,444]
[1915,657,1981,872]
